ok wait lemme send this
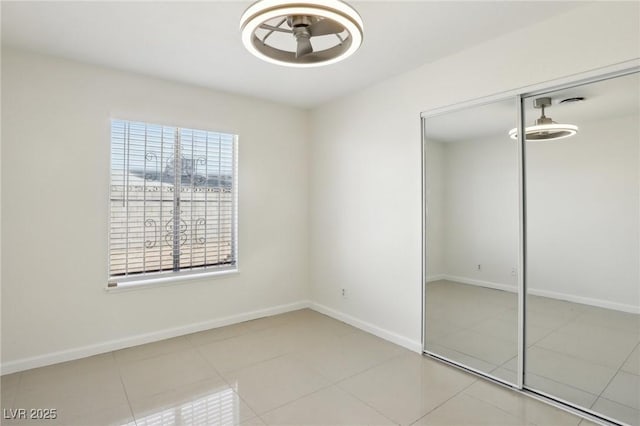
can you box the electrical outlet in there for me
[476,264,482,271]
[341,288,347,298]
[511,267,517,277]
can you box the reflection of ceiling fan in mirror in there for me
[509,97,579,141]
[240,0,364,67]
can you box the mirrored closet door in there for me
[423,97,520,385]
[423,69,639,426]
[524,72,640,425]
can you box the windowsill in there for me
[105,268,239,292]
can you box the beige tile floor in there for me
[1,308,591,426]
[425,280,640,426]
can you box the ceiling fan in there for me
[261,15,346,59]
[240,0,364,67]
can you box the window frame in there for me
[107,119,239,290]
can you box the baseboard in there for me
[1,300,311,375]
[310,302,423,353]
[526,288,640,315]
[426,274,446,283]
[440,275,640,314]
[443,275,517,293]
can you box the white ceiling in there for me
[1,1,587,109]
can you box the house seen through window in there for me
[109,120,238,286]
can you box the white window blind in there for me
[109,120,237,287]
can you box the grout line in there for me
[426,340,502,370]
[334,381,403,425]
[591,341,640,411]
[464,391,560,425]
[501,353,604,404]
[229,385,263,424]
[256,382,335,421]
[185,313,304,347]
[526,343,623,374]
[323,348,409,384]
[336,352,479,425]
[194,319,366,381]
[408,374,480,425]
[524,315,567,346]
[191,342,246,386]
[227,328,407,421]
[119,351,237,423]
[526,371,599,400]
[118,339,256,426]
[185,328,259,347]
[190,328,331,419]
[110,351,137,424]
[210,351,293,378]
[190,327,299,378]
[274,345,410,423]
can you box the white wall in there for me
[441,136,519,288]
[309,2,640,347]
[527,114,639,312]
[431,113,639,313]
[1,49,310,371]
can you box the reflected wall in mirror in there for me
[423,98,519,384]
[524,72,640,425]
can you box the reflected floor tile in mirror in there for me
[437,329,516,366]
[592,397,640,426]
[525,301,639,422]
[424,279,640,425]
[425,281,518,382]
[412,393,527,426]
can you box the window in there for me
[108,120,238,287]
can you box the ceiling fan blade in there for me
[261,18,288,44]
[309,18,344,36]
[296,37,313,58]
[259,23,293,33]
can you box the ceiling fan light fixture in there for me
[240,0,363,67]
[508,97,579,141]
[508,123,579,141]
